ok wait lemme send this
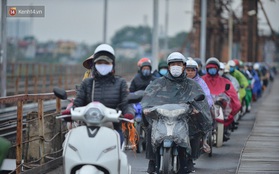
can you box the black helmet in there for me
[194,58,203,67]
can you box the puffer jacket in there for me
[74,75,134,115]
[129,73,156,92]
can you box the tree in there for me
[111,26,152,46]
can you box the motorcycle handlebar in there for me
[119,117,134,123]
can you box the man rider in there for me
[141,52,212,173]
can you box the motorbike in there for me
[131,90,145,153]
[121,91,145,152]
[53,87,141,174]
[211,84,231,148]
[144,94,205,174]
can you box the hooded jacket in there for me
[230,69,249,102]
[202,73,241,126]
[129,72,156,92]
[192,74,214,107]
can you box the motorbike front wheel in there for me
[215,107,224,147]
[162,148,173,174]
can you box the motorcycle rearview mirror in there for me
[53,87,67,100]
[225,84,230,91]
[194,94,205,102]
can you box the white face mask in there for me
[95,64,113,76]
[170,65,183,77]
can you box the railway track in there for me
[0,100,69,139]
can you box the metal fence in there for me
[0,90,75,174]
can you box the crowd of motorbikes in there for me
[53,61,277,174]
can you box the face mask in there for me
[207,68,218,76]
[142,69,151,76]
[159,69,168,75]
[230,67,235,73]
[95,64,113,76]
[170,65,183,77]
[219,70,224,76]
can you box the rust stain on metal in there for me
[16,100,23,174]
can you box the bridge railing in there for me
[0,90,75,174]
[4,61,137,97]
[6,62,84,96]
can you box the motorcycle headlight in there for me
[156,108,186,117]
[84,108,104,123]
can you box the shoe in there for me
[147,160,155,173]
[223,133,230,141]
[247,105,251,112]
[186,159,195,173]
[203,142,211,153]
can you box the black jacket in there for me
[74,75,134,115]
[129,73,156,92]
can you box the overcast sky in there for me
[6,0,279,45]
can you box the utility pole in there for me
[228,7,233,60]
[164,0,169,57]
[152,0,159,69]
[103,0,108,43]
[1,0,7,97]
[200,0,207,65]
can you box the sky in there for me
[5,0,279,45]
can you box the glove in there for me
[228,115,234,121]
[61,110,72,122]
[123,113,134,120]
[62,110,71,115]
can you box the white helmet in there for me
[227,60,236,67]
[224,64,230,73]
[167,52,186,64]
[253,63,260,70]
[93,44,115,63]
[94,43,115,56]
[186,59,198,69]
[219,62,225,70]
[205,57,220,68]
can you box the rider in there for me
[202,57,241,141]
[227,60,249,113]
[129,58,156,92]
[73,44,135,144]
[221,63,240,94]
[247,62,262,101]
[141,52,212,173]
[237,60,253,112]
[185,58,214,108]
[194,57,206,76]
[82,55,94,80]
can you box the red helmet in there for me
[137,57,151,67]
[233,59,240,66]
